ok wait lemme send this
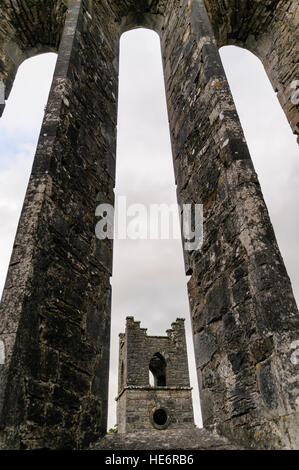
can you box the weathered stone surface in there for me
[91,427,243,450]
[0,0,298,451]
[0,0,117,449]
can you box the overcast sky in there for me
[0,28,298,430]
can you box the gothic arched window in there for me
[149,353,166,386]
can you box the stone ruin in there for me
[116,317,194,433]
[0,0,298,450]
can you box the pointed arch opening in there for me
[149,369,155,386]
[0,53,57,298]
[219,45,299,307]
[149,353,167,386]
[108,27,202,431]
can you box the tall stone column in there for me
[0,0,298,451]
[160,0,299,449]
[0,0,119,449]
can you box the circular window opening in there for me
[153,408,167,426]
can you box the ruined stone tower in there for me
[0,0,298,450]
[116,317,194,433]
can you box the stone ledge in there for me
[116,385,193,401]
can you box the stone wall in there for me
[117,388,194,433]
[0,0,298,450]
[118,317,191,389]
[160,0,299,450]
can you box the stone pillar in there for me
[160,0,299,449]
[0,0,119,449]
[0,9,25,117]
